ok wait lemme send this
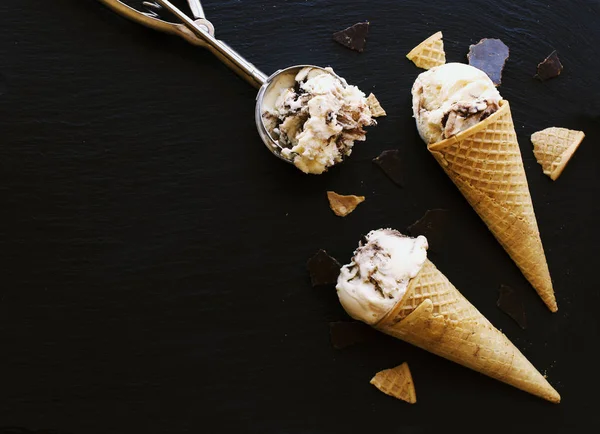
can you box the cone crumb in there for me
[366,93,387,117]
[327,191,365,217]
[531,127,585,181]
[407,31,446,70]
[370,362,416,404]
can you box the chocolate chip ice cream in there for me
[411,63,502,144]
[262,67,375,174]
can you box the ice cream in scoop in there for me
[411,63,501,144]
[262,67,376,175]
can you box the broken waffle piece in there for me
[366,93,386,117]
[535,51,563,81]
[333,22,370,52]
[406,31,446,70]
[370,362,417,404]
[327,191,365,217]
[531,127,585,180]
[467,38,509,85]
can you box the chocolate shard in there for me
[332,21,370,53]
[407,209,449,252]
[467,38,510,85]
[497,284,527,329]
[373,149,403,187]
[535,50,563,81]
[307,249,341,287]
[330,321,378,349]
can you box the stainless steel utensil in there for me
[97,0,335,162]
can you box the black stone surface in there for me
[1,0,599,432]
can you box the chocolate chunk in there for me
[535,50,563,81]
[407,209,449,252]
[330,321,377,349]
[467,38,509,85]
[497,284,527,329]
[307,249,341,287]
[373,150,403,187]
[332,22,370,53]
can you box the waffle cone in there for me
[427,101,557,312]
[375,260,560,403]
[406,31,446,70]
[531,127,585,181]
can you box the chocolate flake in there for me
[535,50,563,81]
[307,249,341,287]
[467,38,509,85]
[332,21,370,53]
[373,150,403,187]
[330,321,377,349]
[497,284,527,329]
[407,209,449,252]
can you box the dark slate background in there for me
[1,0,599,433]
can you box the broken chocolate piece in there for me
[330,321,377,349]
[407,209,449,252]
[332,21,369,53]
[535,51,563,81]
[307,249,341,287]
[467,38,509,85]
[327,191,365,217]
[497,284,527,329]
[373,150,403,187]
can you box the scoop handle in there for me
[156,0,268,89]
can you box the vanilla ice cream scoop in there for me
[336,229,429,325]
[261,66,375,174]
[411,63,502,144]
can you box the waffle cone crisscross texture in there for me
[427,101,557,312]
[370,362,417,404]
[406,31,446,70]
[375,260,560,403]
[531,127,585,181]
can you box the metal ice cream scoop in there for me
[97,0,335,163]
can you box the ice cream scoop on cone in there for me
[412,63,556,312]
[337,229,560,403]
